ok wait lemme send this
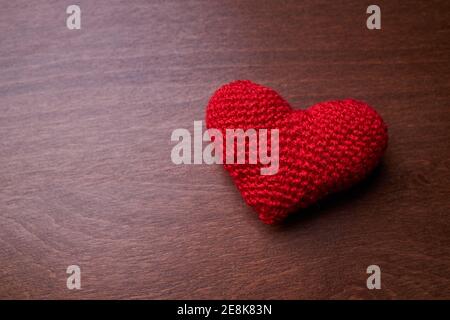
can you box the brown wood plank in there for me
[0,0,449,299]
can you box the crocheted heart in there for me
[206,80,388,224]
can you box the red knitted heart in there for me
[206,80,388,224]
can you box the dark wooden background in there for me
[1,0,449,299]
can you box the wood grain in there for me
[0,0,449,299]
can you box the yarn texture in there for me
[206,80,388,224]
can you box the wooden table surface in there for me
[1,0,449,299]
